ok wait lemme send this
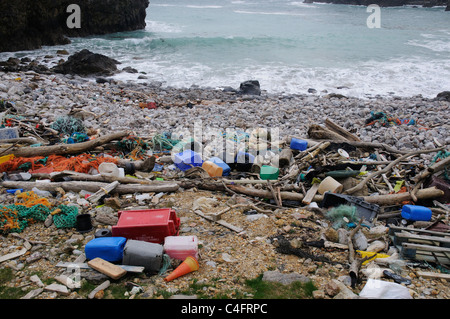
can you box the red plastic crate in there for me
[111,208,180,243]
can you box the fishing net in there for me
[0,154,118,174]
[52,205,79,229]
[0,202,79,234]
[51,116,86,135]
[365,111,424,127]
[0,204,50,234]
[431,150,450,180]
[15,191,52,208]
[61,132,90,144]
[152,133,179,151]
[115,135,150,160]
[326,205,358,229]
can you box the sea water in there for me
[1,0,449,98]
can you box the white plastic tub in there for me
[163,235,199,261]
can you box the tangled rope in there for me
[0,154,118,174]
[365,111,424,127]
[115,135,150,160]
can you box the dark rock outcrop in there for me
[0,57,51,74]
[0,0,149,53]
[435,91,450,102]
[239,80,261,96]
[52,49,120,76]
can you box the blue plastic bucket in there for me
[401,205,432,221]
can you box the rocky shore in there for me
[0,0,149,53]
[0,51,449,301]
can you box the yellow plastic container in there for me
[202,161,223,177]
[357,250,390,265]
[0,154,14,165]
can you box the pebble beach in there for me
[0,53,449,301]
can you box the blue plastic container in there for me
[401,205,432,222]
[173,150,203,171]
[234,151,255,172]
[290,138,308,151]
[235,151,255,164]
[85,237,127,262]
[208,157,231,176]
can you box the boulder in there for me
[0,0,150,52]
[435,91,450,102]
[52,49,120,76]
[239,80,261,96]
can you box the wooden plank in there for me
[194,210,243,233]
[389,225,450,237]
[302,183,320,205]
[325,118,361,142]
[87,258,127,280]
[417,271,450,281]
[393,232,450,248]
[55,262,144,273]
[87,181,119,204]
[402,243,450,253]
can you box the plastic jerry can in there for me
[202,161,223,177]
[260,165,279,180]
[164,235,199,261]
[173,150,203,171]
[84,237,127,262]
[112,208,180,243]
[401,205,432,221]
[122,239,164,274]
[290,138,308,151]
[208,157,231,176]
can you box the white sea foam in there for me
[145,20,183,33]
[234,10,306,16]
[111,54,450,99]
[185,5,223,9]
[407,39,450,52]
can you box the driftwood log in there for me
[410,155,450,202]
[324,118,361,142]
[0,180,179,194]
[343,147,445,195]
[4,131,129,157]
[31,170,154,185]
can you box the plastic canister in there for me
[173,150,203,171]
[163,235,199,261]
[401,205,432,221]
[85,237,127,262]
[290,138,308,151]
[208,157,231,176]
[260,165,279,180]
[122,239,164,273]
[202,161,223,177]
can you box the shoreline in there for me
[1,60,450,301]
[1,63,449,160]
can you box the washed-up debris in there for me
[0,69,449,300]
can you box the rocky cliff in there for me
[0,0,149,53]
